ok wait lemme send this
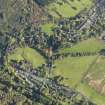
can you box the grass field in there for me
[83,56,105,102]
[53,55,105,105]
[76,82,105,105]
[86,56,105,80]
[58,38,105,54]
[8,47,45,68]
[53,37,105,105]
[46,0,92,18]
[53,56,97,88]
[41,23,55,34]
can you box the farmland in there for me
[52,38,105,105]
[40,0,93,34]
[53,55,105,105]
[58,38,105,54]
[53,54,105,105]
[46,0,92,18]
[76,82,105,105]
[53,56,97,88]
[84,56,105,97]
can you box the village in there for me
[0,0,105,105]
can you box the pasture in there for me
[46,0,92,18]
[8,47,45,68]
[85,56,105,80]
[76,82,105,105]
[53,56,97,88]
[53,37,105,105]
[83,56,105,101]
[53,55,105,105]
[58,38,105,54]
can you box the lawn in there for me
[41,23,55,35]
[46,0,92,18]
[8,47,45,68]
[53,56,97,88]
[58,38,105,54]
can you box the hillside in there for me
[0,0,46,31]
[0,0,105,105]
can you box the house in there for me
[100,49,105,55]
[100,31,105,41]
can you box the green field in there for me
[41,23,55,34]
[86,56,105,80]
[46,0,92,18]
[53,37,105,105]
[53,56,97,88]
[81,55,105,105]
[8,47,45,68]
[53,55,105,105]
[77,82,105,105]
[58,38,105,54]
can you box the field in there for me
[53,55,105,105]
[41,23,55,34]
[46,0,92,18]
[58,38,105,54]
[84,56,105,96]
[53,38,105,105]
[53,56,97,87]
[41,0,93,34]
[1,0,105,105]
[8,47,45,68]
[85,56,105,80]
[77,82,105,105]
